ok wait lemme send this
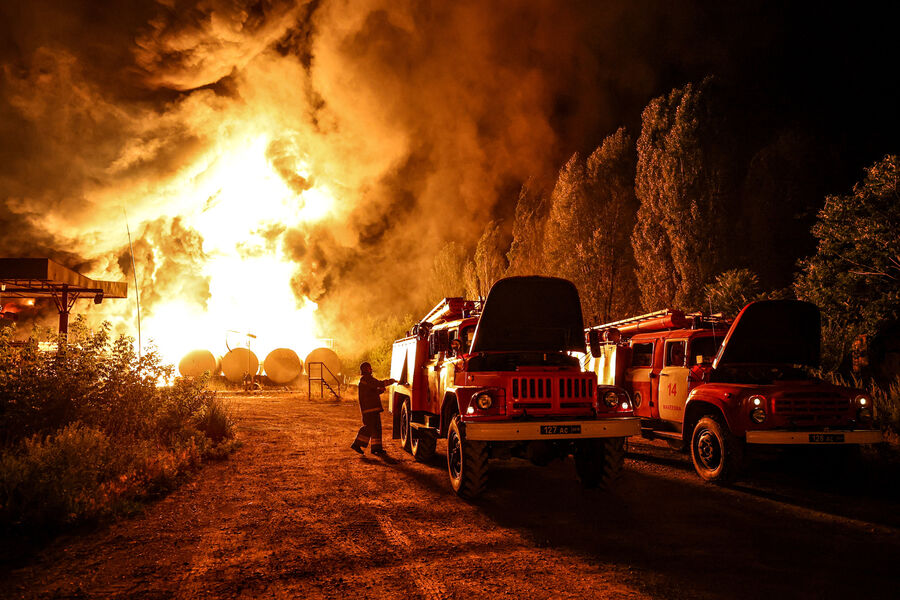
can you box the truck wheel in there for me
[411,428,437,462]
[575,438,625,489]
[691,415,742,483]
[447,416,488,498]
[399,400,412,452]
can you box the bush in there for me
[0,423,114,527]
[0,319,238,532]
[704,268,764,318]
[819,372,900,436]
[871,379,900,435]
[194,396,235,444]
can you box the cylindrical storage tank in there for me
[221,347,260,383]
[264,348,304,384]
[178,349,219,378]
[305,347,342,383]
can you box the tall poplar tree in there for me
[543,129,640,324]
[632,77,742,311]
[506,180,548,277]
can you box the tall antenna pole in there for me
[124,210,142,359]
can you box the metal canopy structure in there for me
[0,258,128,342]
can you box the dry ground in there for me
[2,391,898,599]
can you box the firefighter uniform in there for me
[352,370,392,454]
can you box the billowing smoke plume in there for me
[3,1,893,358]
[0,0,625,354]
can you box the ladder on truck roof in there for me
[419,297,480,326]
[588,308,729,335]
[589,309,683,332]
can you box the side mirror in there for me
[587,330,601,356]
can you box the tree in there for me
[427,242,468,303]
[583,129,640,323]
[795,155,900,370]
[542,129,641,324]
[740,131,837,290]
[506,180,548,277]
[632,77,743,311]
[704,268,763,318]
[466,220,508,299]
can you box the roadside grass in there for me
[0,319,239,539]
[820,372,900,439]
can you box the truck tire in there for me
[691,415,742,483]
[575,438,625,489]
[399,400,412,452]
[447,416,488,498]
[411,427,437,462]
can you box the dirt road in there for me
[2,391,898,599]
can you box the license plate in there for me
[540,425,581,435]
[809,433,845,443]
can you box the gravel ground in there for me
[2,390,898,599]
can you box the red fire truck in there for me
[585,300,882,483]
[387,276,639,498]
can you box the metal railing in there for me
[308,361,341,400]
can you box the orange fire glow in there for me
[128,133,334,368]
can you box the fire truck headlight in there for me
[858,407,873,422]
[855,395,869,407]
[475,392,493,410]
[750,407,767,424]
[749,395,765,407]
[603,391,619,408]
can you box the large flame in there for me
[135,133,332,367]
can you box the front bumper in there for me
[464,416,640,442]
[745,429,883,445]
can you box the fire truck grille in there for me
[773,392,849,418]
[510,376,594,414]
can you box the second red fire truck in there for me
[585,300,882,483]
[387,276,640,498]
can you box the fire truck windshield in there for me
[689,336,722,366]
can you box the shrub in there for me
[0,319,238,531]
[0,423,114,527]
[819,372,900,436]
[193,396,235,444]
[871,379,900,435]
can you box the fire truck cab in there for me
[585,300,882,483]
[388,276,640,498]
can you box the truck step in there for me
[641,428,682,442]
[410,422,438,433]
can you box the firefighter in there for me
[351,362,396,455]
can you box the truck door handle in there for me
[659,373,669,377]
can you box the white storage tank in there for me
[264,348,304,384]
[221,347,260,383]
[178,349,219,378]
[304,347,342,383]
